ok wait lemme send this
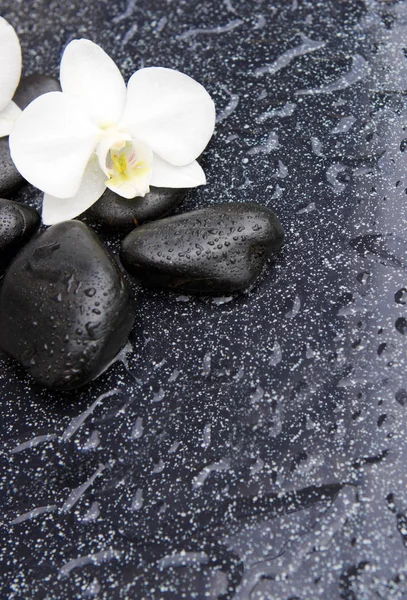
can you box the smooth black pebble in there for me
[13,74,61,110]
[84,186,187,231]
[0,137,25,196]
[0,199,40,275]
[120,202,284,294]
[0,221,136,390]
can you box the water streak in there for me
[192,459,230,489]
[158,552,209,569]
[269,341,282,366]
[248,131,279,155]
[82,501,100,523]
[131,488,144,510]
[112,0,136,24]
[61,464,105,512]
[285,295,301,318]
[330,116,356,134]
[61,389,121,441]
[10,505,57,525]
[216,93,240,123]
[11,433,57,454]
[131,417,144,439]
[255,34,325,76]
[202,352,212,376]
[151,387,165,403]
[123,23,138,45]
[296,54,370,95]
[60,549,122,576]
[178,19,243,40]
[202,424,212,450]
[257,102,296,122]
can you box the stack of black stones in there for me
[0,76,284,390]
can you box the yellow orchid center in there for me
[105,140,153,199]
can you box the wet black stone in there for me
[0,220,136,390]
[120,202,284,294]
[84,186,188,231]
[0,199,40,275]
[13,74,61,110]
[0,137,25,196]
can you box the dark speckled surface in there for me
[1,0,407,598]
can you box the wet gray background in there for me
[1,0,407,598]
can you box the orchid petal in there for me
[10,92,101,198]
[150,154,206,188]
[60,39,127,127]
[0,18,21,113]
[42,154,106,225]
[120,67,215,166]
[0,100,21,137]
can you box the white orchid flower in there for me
[0,17,22,137]
[10,39,216,225]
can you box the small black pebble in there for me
[0,198,40,275]
[0,137,25,196]
[120,202,284,294]
[0,220,136,390]
[84,186,188,231]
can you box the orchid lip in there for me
[104,139,153,199]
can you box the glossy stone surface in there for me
[0,221,136,390]
[0,137,24,196]
[121,203,284,293]
[0,199,40,275]
[84,186,188,231]
[13,74,61,110]
[1,1,407,599]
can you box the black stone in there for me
[84,186,188,231]
[13,74,61,110]
[0,199,40,275]
[120,202,284,294]
[0,221,136,390]
[0,137,25,195]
